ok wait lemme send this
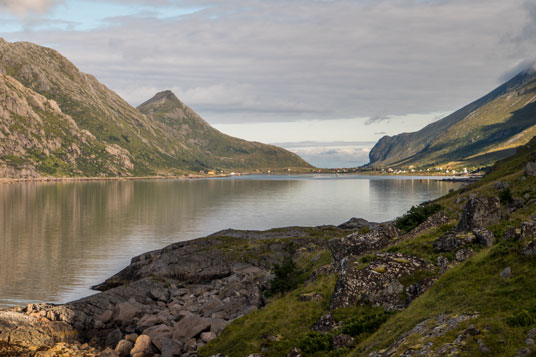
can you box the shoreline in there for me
[0,172,483,184]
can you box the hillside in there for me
[368,69,536,170]
[137,90,311,171]
[0,38,311,178]
[2,136,536,356]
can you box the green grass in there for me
[198,274,336,357]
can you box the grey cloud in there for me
[4,0,536,125]
[365,115,390,126]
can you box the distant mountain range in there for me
[0,38,311,178]
[368,69,536,170]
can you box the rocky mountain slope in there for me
[0,38,310,178]
[1,136,536,356]
[368,69,536,171]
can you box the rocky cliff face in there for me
[368,69,536,170]
[0,38,311,178]
[0,74,133,178]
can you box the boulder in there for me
[200,331,217,343]
[433,230,476,252]
[209,318,228,335]
[329,223,400,264]
[160,339,184,357]
[337,217,374,230]
[114,302,141,325]
[521,221,536,239]
[312,313,337,332]
[130,334,155,356]
[287,347,303,357]
[143,324,172,351]
[330,253,435,310]
[500,267,511,279]
[105,328,123,348]
[525,162,536,176]
[473,228,495,247]
[503,228,520,241]
[172,313,211,341]
[455,248,474,262]
[522,241,536,256]
[115,339,133,356]
[457,196,502,231]
[333,334,354,349]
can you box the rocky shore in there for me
[2,158,536,356]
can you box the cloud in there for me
[3,0,536,127]
[498,59,536,82]
[280,142,375,168]
[365,115,390,126]
[374,132,386,135]
[0,0,61,15]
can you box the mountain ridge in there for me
[368,68,536,170]
[0,38,311,177]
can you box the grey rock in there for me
[330,253,435,310]
[500,267,511,279]
[457,196,503,231]
[333,334,354,349]
[172,313,211,341]
[522,240,536,256]
[455,248,474,262]
[503,228,520,241]
[525,161,536,176]
[521,221,536,239]
[312,313,337,332]
[473,228,495,247]
[115,301,141,325]
[160,339,184,357]
[143,324,172,351]
[526,338,535,346]
[433,230,476,252]
[287,347,303,357]
[201,331,217,343]
[106,328,123,348]
[478,339,491,354]
[338,217,374,230]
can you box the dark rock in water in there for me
[330,253,435,310]
[312,312,337,332]
[333,333,354,349]
[457,196,503,231]
[525,162,536,176]
[433,230,476,252]
[473,228,495,247]
[329,222,400,264]
[337,217,376,230]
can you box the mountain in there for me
[368,69,536,170]
[0,38,310,178]
[137,90,310,171]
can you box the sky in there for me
[1,0,536,167]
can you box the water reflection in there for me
[0,176,461,307]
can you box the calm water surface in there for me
[0,175,462,307]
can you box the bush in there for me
[396,203,441,233]
[341,310,393,337]
[264,243,304,297]
[507,309,536,327]
[299,332,333,354]
[499,188,514,205]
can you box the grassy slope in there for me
[368,71,536,171]
[199,137,536,357]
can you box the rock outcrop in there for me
[457,196,503,231]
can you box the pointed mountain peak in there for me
[138,90,183,109]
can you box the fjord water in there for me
[0,175,461,307]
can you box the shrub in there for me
[264,243,304,297]
[507,310,536,327]
[396,203,441,233]
[341,310,393,337]
[499,188,514,205]
[298,332,333,354]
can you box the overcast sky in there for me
[1,0,535,167]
